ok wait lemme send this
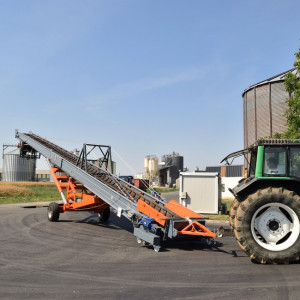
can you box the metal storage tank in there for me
[159,152,184,186]
[170,155,184,172]
[2,148,36,181]
[243,68,296,148]
[148,156,158,177]
[144,156,149,175]
[162,152,184,171]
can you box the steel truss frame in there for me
[76,144,113,173]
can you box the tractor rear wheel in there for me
[229,198,239,230]
[48,202,60,222]
[234,188,300,264]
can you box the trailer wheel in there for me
[229,198,239,230]
[235,188,300,264]
[48,202,60,222]
[98,207,110,223]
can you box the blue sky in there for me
[0,0,299,174]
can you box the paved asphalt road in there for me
[162,191,179,202]
[1,203,300,299]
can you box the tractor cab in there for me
[221,139,300,201]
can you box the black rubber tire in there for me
[48,202,60,222]
[98,207,110,223]
[229,198,239,230]
[234,187,300,264]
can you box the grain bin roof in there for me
[242,68,296,96]
[4,148,20,155]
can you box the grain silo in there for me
[243,68,296,148]
[144,155,158,180]
[148,156,158,178]
[2,148,36,181]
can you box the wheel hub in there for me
[251,202,300,251]
[267,219,280,232]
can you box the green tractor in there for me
[222,139,300,264]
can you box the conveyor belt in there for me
[16,130,217,250]
[27,133,178,219]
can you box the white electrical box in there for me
[179,172,221,214]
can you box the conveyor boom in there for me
[15,130,216,251]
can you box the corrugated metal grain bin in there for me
[2,148,36,182]
[179,172,221,214]
[243,68,296,148]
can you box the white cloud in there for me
[85,68,205,111]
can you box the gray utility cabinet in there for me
[179,172,221,214]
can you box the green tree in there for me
[273,47,300,139]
